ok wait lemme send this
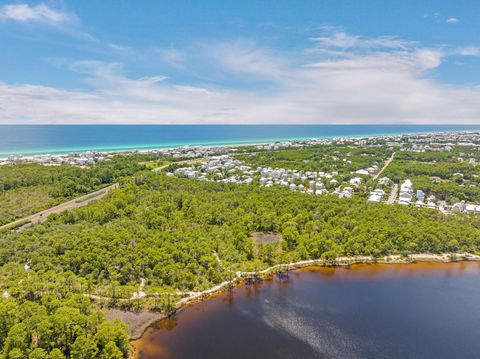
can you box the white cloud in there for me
[457,46,480,56]
[203,40,289,81]
[155,48,186,68]
[309,32,411,50]
[0,3,72,25]
[447,17,460,24]
[0,3,98,42]
[137,76,168,84]
[107,43,132,53]
[1,30,480,124]
[305,49,444,74]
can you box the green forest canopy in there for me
[1,149,480,358]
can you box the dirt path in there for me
[93,252,480,339]
[90,252,480,307]
[373,152,395,181]
[1,183,119,232]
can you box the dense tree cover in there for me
[235,145,392,174]
[396,146,480,163]
[0,264,131,358]
[1,150,479,356]
[1,174,479,294]
[386,159,479,181]
[0,156,152,225]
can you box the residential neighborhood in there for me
[3,131,480,217]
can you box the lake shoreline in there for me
[124,252,480,343]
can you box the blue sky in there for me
[1,0,480,124]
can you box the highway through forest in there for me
[0,183,119,232]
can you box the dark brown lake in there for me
[133,262,480,359]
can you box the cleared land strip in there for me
[0,183,119,232]
[373,151,396,181]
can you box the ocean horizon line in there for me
[0,123,479,126]
[1,124,480,158]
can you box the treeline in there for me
[0,265,131,358]
[1,172,479,356]
[385,160,479,181]
[396,147,480,163]
[0,155,149,196]
[2,174,479,293]
[235,145,392,174]
[0,155,152,225]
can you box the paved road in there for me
[373,152,396,181]
[1,183,119,232]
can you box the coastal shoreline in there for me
[124,252,480,341]
[1,127,478,160]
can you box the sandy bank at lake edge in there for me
[110,252,480,343]
[103,309,166,340]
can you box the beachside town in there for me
[3,131,480,215]
[168,131,480,215]
[0,146,230,167]
[2,130,480,165]
[170,155,479,214]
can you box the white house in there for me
[349,177,362,187]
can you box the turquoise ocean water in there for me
[1,125,479,157]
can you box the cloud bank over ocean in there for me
[1,2,480,124]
